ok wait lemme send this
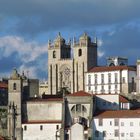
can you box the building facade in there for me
[48,33,97,95]
[85,66,136,94]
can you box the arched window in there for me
[78,49,82,56]
[53,51,56,58]
[71,104,87,114]
[13,83,16,90]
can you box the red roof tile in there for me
[94,109,140,118]
[23,120,62,124]
[0,83,8,88]
[119,95,129,103]
[88,66,136,73]
[68,90,92,96]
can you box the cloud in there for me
[0,35,48,79]
[0,0,140,35]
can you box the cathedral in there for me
[48,33,97,94]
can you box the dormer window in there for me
[13,83,17,90]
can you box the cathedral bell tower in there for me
[8,69,22,140]
[48,33,71,95]
[73,33,97,91]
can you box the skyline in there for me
[0,0,140,79]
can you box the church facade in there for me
[48,33,97,94]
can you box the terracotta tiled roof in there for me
[68,90,92,96]
[23,120,62,124]
[119,95,129,103]
[0,83,8,88]
[88,66,136,73]
[94,109,140,118]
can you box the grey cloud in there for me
[99,25,140,65]
[0,0,140,35]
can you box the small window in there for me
[99,119,103,126]
[121,133,124,137]
[121,122,124,126]
[53,51,56,58]
[103,131,106,137]
[13,83,17,90]
[114,119,119,126]
[122,77,125,83]
[78,49,82,56]
[130,122,133,126]
[40,125,43,130]
[114,129,119,137]
[130,132,134,137]
[24,125,27,131]
[56,125,59,130]
[110,121,112,126]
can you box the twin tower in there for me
[48,33,98,94]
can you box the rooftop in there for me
[88,65,136,73]
[94,109,140,118]
[68,90,92,97]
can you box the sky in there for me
[0,0,140,80]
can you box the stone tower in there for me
[73,33,97,91]
[48,33,97,94]
[8,69,22,140]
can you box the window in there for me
[99,119,103,126]
[114,129,119,137]
[101,74,104,84]
[115,84,118,90]
[115,73,118,83]
[114,119,119,126]
[53,51,56,58]
[94,74,97,84]
[40,125,43,130]
[95,130,99,137]
[88,75,91,85]
[101,85,104,93]
[122,77,125,83]
[24,125,27,131]
[95,86,97,92]
[71,104,87,114]
[108,73,111,83]
[121,122,124,126]
[78,49,82,56]
[56,125,59,130]
[130,122,133,126]
[13,83,16,90]
[121,133,124,137]
[108,85,111,92]
[103,131,106,137]
[130,132,134,137]
[88,86,91,91]
[110,121,112,126]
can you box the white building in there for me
[85,66,136,94]
[93,109,140,140]
[22,98,63,140]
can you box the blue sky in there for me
[0,0,140,80]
